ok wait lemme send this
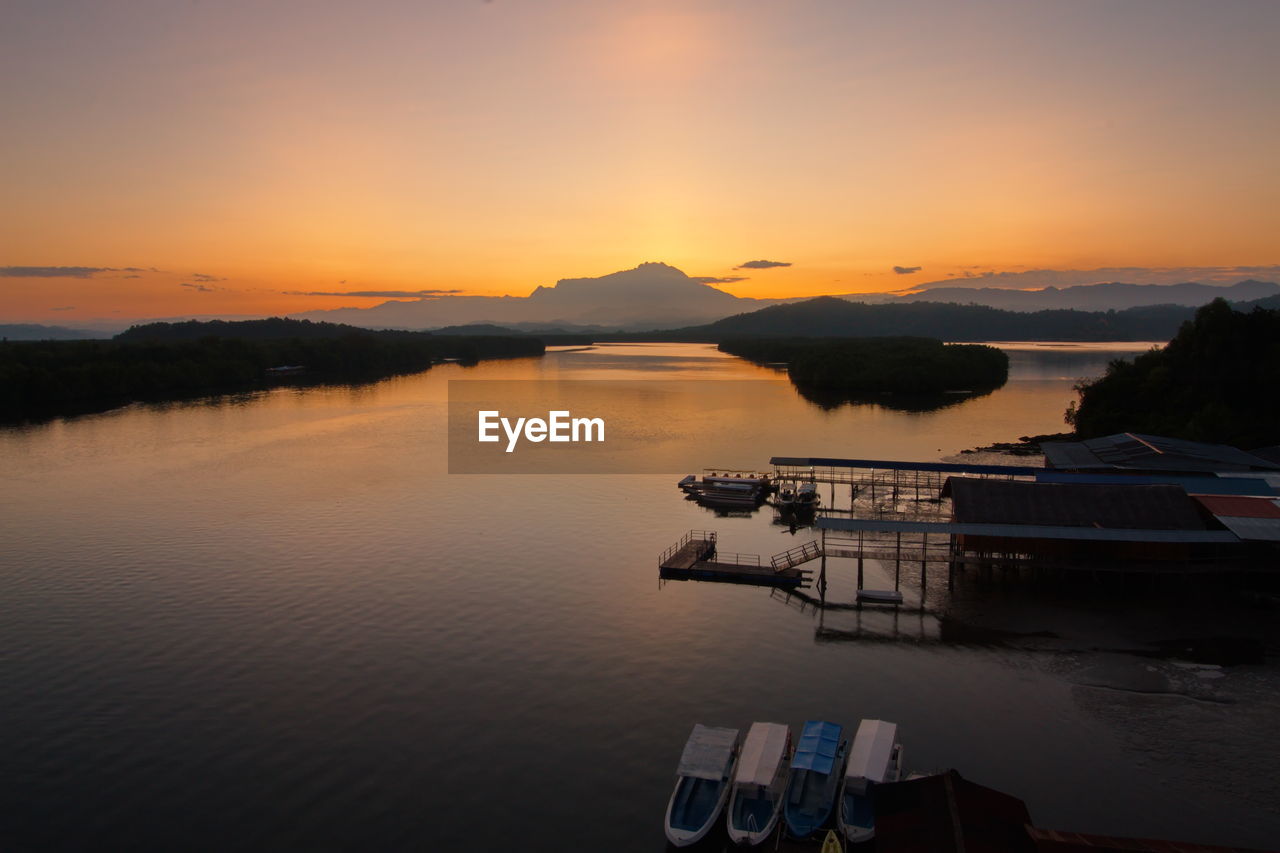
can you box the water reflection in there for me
[3,340,1278,851]
[792,383,999,412]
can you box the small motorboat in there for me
[664,724,741,847]
[782,720,847,839]
[776,482,797,508]
[837,720,903,844]
[726,722,792,846]
[796,482,820,509]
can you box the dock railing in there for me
[711,552,762,567]
[771,540,821,571]
[658,529,717,565]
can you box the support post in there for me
[895,531,901,591]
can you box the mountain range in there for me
[290,263,1279,332]
[292,262,789,331]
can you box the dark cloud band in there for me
[734,260,791,270]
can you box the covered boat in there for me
[782,720,847,839]
[665,724,741,847]
[837,720,903,843]
[726,722,792,846]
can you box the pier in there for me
[663,445,1280,610]
[658,530,813,588]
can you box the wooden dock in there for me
[658,530,812,588]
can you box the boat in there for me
[822,829,845,853]
[837,720,903,844]
[796,482,820,509]
[782,720,847,839]
[726,722,792,845]
[776,482,797,509]
[664,724,741,847]
[677,474,698,492]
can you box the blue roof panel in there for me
[791,720,843,774]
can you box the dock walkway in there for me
[658,530,812,588]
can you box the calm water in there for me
[2,343,1277,851]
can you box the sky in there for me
[2,0,1278,324]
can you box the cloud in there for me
[0,265,163,278]
[691,276,749,284]
[893,266,922,275]
[1,266,111,278]
[285,289,464,297]
[191,273,225,283]
[180,282,216,293]
[734,259,791,270]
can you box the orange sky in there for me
[2,1,1277,324]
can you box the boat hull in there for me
[726,791,782,846]
[782,740,848,839]
[665,773,735,847]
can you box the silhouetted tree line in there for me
[719,337,1009,395]
[687,298,1197,342]
[0,318,543,419]
[1066,299,1280,448]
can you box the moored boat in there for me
[796,482,820,509]
[665,724,741,847]
[837,719,903,844]
[782,720,847,839]
[726,722,792,846]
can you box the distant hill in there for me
[663,297,1194,342]
[3,319,543,421]
[116,317,426,341]
[1,324,104,341]
[896,279,1279,311]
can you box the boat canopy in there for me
[734,722,790,789]
[791,720,843,774]
[845,720,899,787]
[678,724,740,781]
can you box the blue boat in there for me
[782,720,848,839]
[664,724,741,847]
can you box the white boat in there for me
[664,724,741,847]
[796,482,820,508]
[726,722,792,845]
[837,720,903,844]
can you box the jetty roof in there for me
[944,478,1208,530]
[816,517,1238,544]
[772,456,1039,476]
[1041,433,1280,474]
[1034,470,1279,497]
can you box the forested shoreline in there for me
[0,318,543,421]
[719,337,1009,403]
[1067,299,1280,449]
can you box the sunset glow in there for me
[2,0,1277,324]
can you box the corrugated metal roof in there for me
[771,457,1039,476]
[1035,471,1279,497]
[816,517,1239,543]
[945,478,1207,530]
[1042,433,1280,473]
[1213,516,1280,542]
[1194,496,1280,519]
